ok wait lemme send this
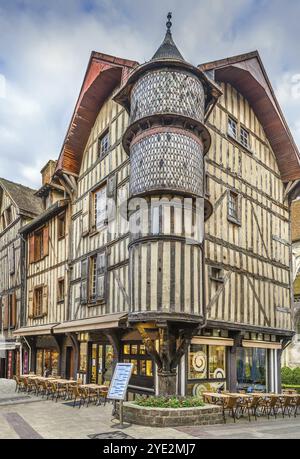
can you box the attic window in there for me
[98,130,110,158]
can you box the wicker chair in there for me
[259,396,280,419]
[222,396,238,423]
[280,396,293,418]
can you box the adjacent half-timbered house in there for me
[0,178,43,378]
[14,161,71,377]
[14,17,300,395]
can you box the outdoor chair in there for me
[14,376,25,393]
[259,396,280,419]
[222,396,238,423]
[245,396,261,421]
[290,396,300,417]
[71,386,87,408]
[280,396,293,418]
[96,386,109,406]
[235,396,248,419]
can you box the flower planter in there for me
[120,402,223,427]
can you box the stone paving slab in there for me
[0,380,299,439]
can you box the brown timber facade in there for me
[11,18,300,396]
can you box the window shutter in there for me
[29,235,35,264]
[8,244,15,275]
[80,258,89,304]
[3,295,9,329]
[107,174,117,200]
[28,289,34,318]
[10,292,17,329]
[42,285,48,315]
[43,226,49,257]
[96,252,107,301]
[82,195,90,235]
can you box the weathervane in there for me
[166,12,172,32]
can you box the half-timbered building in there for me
[0,178,43,378]
[14,161,71,377]
[15,16,300,395]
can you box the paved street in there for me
[0,379,300,439]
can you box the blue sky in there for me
[0,0,299,187]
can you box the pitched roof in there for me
[199,51,300,182]
[55,52,138,177]
[0,178,43,217]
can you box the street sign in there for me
[108,363,133,401]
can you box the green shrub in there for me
[292,367,300,385]
[134,396,204,409]
[281,366,294,384]
[281,366,300,385]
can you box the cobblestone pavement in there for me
[1,379,300,439]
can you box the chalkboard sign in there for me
[108,363,133,401]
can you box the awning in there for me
[242,340,282,350]
[53,313,127,334]
[0,342,20,351]
[13,324,59,337]
[191,337,234,347]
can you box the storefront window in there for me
[237,348,267,391]
[187,344,226,396]
[36,349,59,376]
[79,342,88,373]
[122,343,154,389]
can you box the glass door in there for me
[90,344,114,385]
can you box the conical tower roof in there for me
[151,13,185,61]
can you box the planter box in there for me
[120,402,223,427]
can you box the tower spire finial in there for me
[166,12,172,32]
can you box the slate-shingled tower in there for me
[115,13,221,395]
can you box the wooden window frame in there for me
[98,129,110,159]
[29,226,49,264]
[57,278,65,304]
[240,126,250,149]
[88,252,107,305]
[57,213,66,240]
[227,115,252,153]
[227,116,238,140]
[209,266,224,283]
[227,190,241,225]
[33,286,44,318]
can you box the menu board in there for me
[108,363,133,401]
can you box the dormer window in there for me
[98,129,110,158]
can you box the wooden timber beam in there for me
[135,323,162,370]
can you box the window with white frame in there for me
[228,191,239,222]
[228,117,237,139]
[98,130,110,158]
[240,126,250,148]
[94,185,107,230]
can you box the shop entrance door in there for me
[90,344,114,385]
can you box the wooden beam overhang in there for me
[199,51,300,182]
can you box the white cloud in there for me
[0,0,299,187]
